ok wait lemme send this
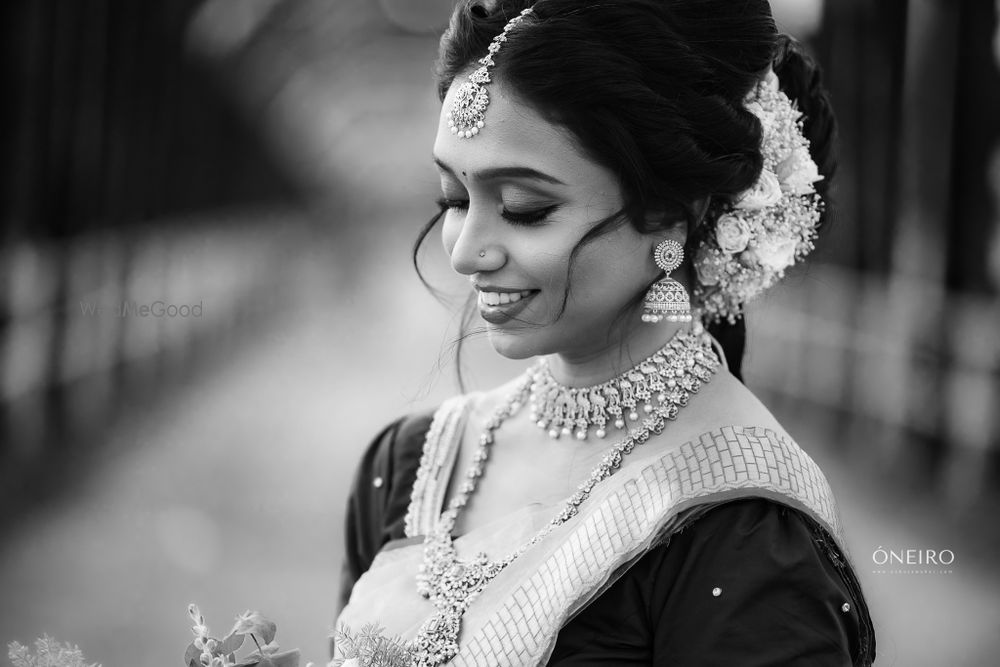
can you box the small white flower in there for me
[734,169,783,210]
[734,271,768,298]
[745,100,766,120]
[744,235,798,272]
[776,147,823,195]
[714,214,752,254]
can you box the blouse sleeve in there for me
[649,498,872,666]
[337,413,433,612]
[550,498,875,666]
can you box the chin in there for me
[484,326,544,360]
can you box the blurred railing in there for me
[0,210,311,527]
[746,262,1000,514]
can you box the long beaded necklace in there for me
[409,328,719,667]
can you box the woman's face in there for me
[433,79,662,361]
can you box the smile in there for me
[478,290,535,306]
[477,289,538,324]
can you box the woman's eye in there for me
[501,204,559,226]
[436,197,557,225]
[435,197,469,211]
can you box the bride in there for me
[335,1,876,665]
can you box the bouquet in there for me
[185,605,412,667]
[7,636,99,667]
[184,604,303,667]
[7,606,411,667]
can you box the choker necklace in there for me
[410,327,719,667]
[527,335,708,440]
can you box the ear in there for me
[688,196,712,233]
[644,196,711,241]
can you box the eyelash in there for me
[435,197,557,226]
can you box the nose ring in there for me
[479,250,486,258]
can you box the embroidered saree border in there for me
[454,425,844,665]
[404,395,474,537]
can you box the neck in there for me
[545,320,689,387]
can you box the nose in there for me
[445,206,506,276]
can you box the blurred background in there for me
[1,0,998,665]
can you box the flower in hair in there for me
[733,169,782,210]
[714,214,751,254]
[777,147,823,195]
[694,70,825,324]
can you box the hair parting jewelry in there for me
[447,8,534,139]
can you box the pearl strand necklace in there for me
[409,328,719,667]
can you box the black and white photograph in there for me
[1,1,998,666]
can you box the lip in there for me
[473,284,532,293]
[477,289,539,324]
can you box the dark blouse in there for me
[339,413,876,666]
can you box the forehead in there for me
[433,77,611,185]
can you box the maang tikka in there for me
[447,8,534,139]
[642,239,693,323]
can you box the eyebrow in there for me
[433,157,567,186]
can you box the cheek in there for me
[567,240,648,305]
[441,212,460,256]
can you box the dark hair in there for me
[415,0,838,381]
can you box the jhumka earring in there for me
[642,239,693,323]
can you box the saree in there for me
[336,395,875,665]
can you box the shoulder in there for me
[644,498,874,665]
[687,364,790,438]
[554,498,875,666]
[351,391,489,515]
[629,498,840,590]
[355,409,436,496]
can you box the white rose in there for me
[694,247,723,286]
[714,214,752,254]
[744,235,798,272]
[762,69,780,93]
[734,169,783,210]
[776,146,823,195]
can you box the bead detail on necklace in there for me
[527,335,713,440]
[410,328,719,666]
